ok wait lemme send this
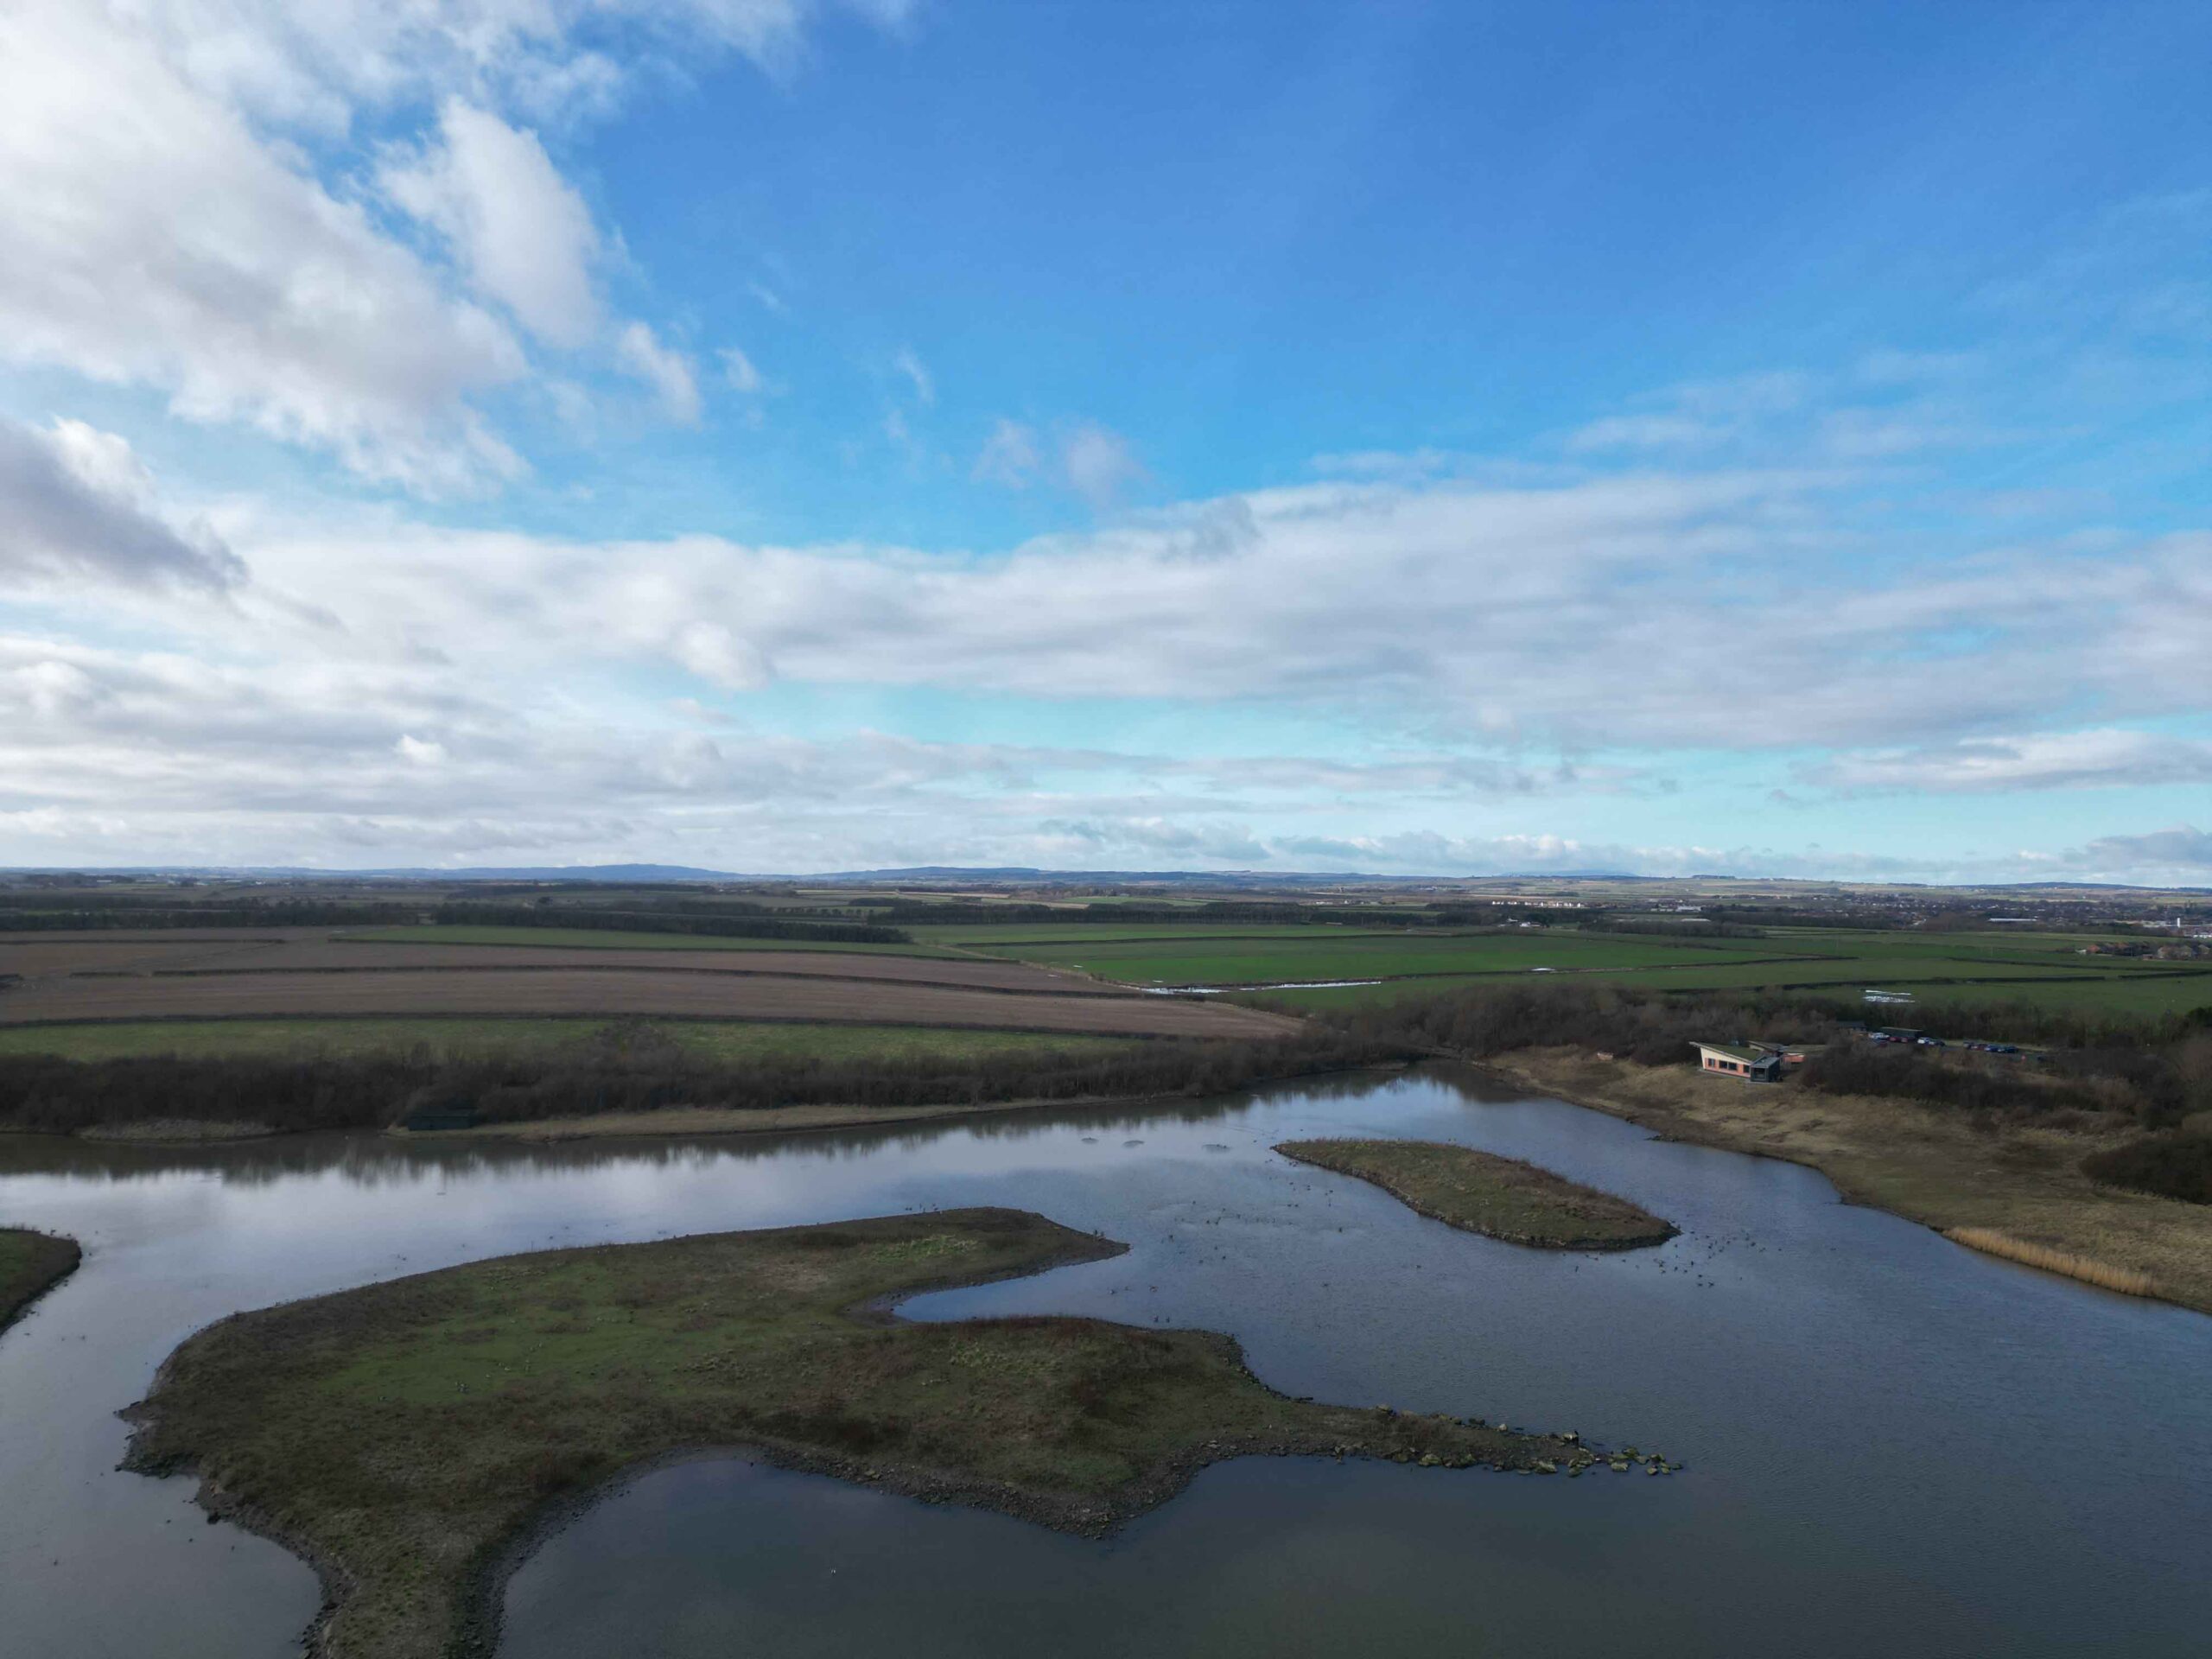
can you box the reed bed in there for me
[1945,1227,2156,1298]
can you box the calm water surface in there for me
[1,1065,2207,1657]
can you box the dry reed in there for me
[1945,1227,2156,1298]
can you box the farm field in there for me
[1763,929,2175,964]
[130,938,1121,994]
[963,931,1788,986]
[0,939,303,976]
[0,956,1294,1039]
[1259,967,2212,1018]
[911,923,1430,946]
[0,1017,1128,1065]
[918,919,2212,1020]
[1529,956,2156,992]
[336,925,963,957]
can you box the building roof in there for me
[1694,1042,1764,1063]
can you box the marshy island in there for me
[1276,1137,1678,1250]
[123,1206,1609,1659]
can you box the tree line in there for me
[0,900,907,944]
[0,1024,1402,1138]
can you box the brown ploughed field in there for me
[0,965,1296,1039]
[149,939,1124,992]
[0,938,310,976]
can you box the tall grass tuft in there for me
[1945,1227,2155,1298]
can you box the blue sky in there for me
[1,1,2209,880]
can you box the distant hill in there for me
[5,864,2203,895]
[420,864,747,882]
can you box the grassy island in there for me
[124,1208,1598,1659]
[0,1226,80,1332]
[1277,1138,1678,1249]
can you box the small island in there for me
[0,1226,79,1333]
[124,1208,1600,1659]
[1276,1138,1677,1250]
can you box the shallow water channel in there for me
[1,1065,2207,1657]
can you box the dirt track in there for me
[0,968,1299,1039]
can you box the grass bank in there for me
[1944,1228,2157,1298]
[0,1226,80,1332]
[124,1209,1600,1659]
[1484,1048,2212,1314]
[1276,1138,1675,1249]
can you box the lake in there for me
[1,1064,2206,1656]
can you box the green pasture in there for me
[1254,957,2212,1019]
[972,931,1789,987]
[911,923,1428,946]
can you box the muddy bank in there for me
[0,1226,80,1333]
[1479,1047,2212,1315]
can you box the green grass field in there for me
[335,925,963,957]
[912,923,1427,946]
[929,919,2212,1020]
[965,931,1784,986]
[0,1018,1128,1065]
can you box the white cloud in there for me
[973,418,1041,487]
[1560,364,1991,470]
[2069,826,2212,874]
[381,99,602,349]
[0,1,906,492]
[720,346,767,395]
[670,620,771,690]
[121,2,909,125]
[1805,730,2212,794]
[892,345,935,405]
[616,321,702,423]
[0,3,528,493]
[1567,414,1719,452]
[1060,423,1142,508]
[0,415,245,592]
[195,474,2210,765]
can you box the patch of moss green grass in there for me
[1277,1139,1677,1250]
[0,1227,79,1332]
[123,1209,1592,1659]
